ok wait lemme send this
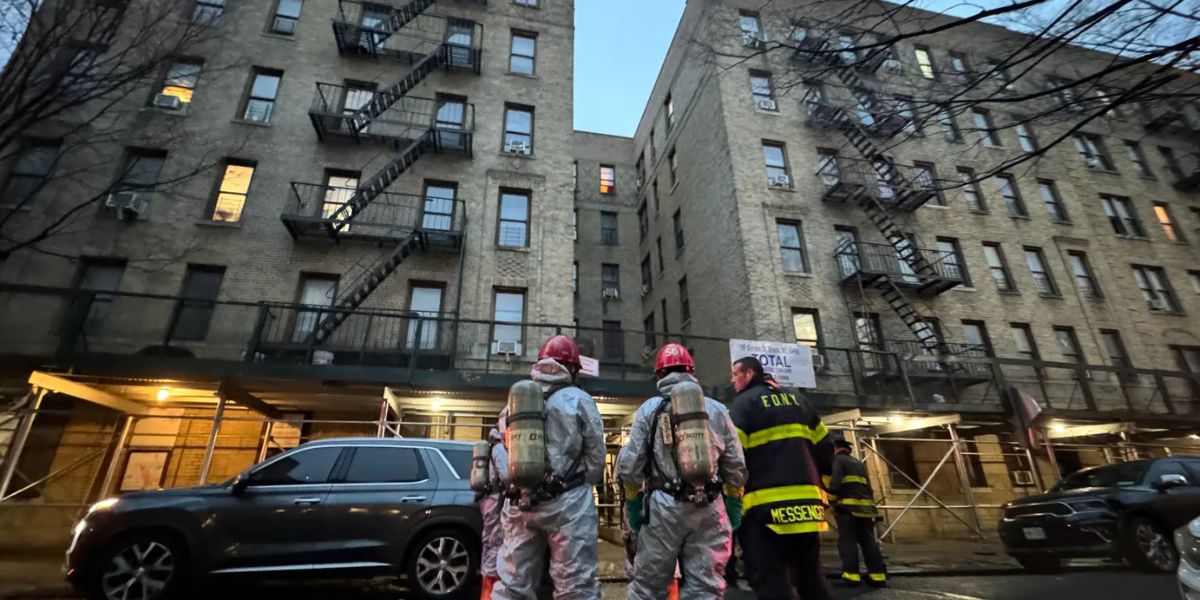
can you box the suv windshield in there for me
[1054,461,1150,491]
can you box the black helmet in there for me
[832,435,853,450]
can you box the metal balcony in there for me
[802,97,909,138]
[281,182,465,249]
[1174,168,1200,193]
[835,241,965,296]
[332,1,483,67]
[308,86,475,150]
[1142,103,1198,137]
[817,157,941,211]
[870,339,994,386]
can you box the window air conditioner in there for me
[811,353,826,369]
[504,140,531,155]
[152,93,183,110]
[492,340,521,355]
[1011,470,1036,486]
[769,174,792,188]
[104,192,148,220]
[742,33,766,49]
[1148,297,1168,311]
[640,284,650,298]
[882,58,903,73]
[1084,156,1099,169]
[602,287,620,300]
[755,97,778,111]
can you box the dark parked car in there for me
[66,438,483,600]
[999,457,1200,573]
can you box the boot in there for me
[666,579,679,600]
[480,575,498,600]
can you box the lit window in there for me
[792,309,820,347]
[599,165,615,194]
[210,161,255,222]
[157,61,201,106]
[1154,202,1184,243]
[914,47,935,79]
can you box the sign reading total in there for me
[728,339,817,389]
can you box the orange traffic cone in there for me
[480,575,498,600]
[666,578,679,600]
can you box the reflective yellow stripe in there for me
[851,512,879,518]
[745,422,829,448]
[841,572,861,582]
[868,573,887,582]
[821,475,832,488]
[842,475,868,485]
[736,427,749,448]
[768,521,829,534]
[743,484,826,511]
[837,498,876,506]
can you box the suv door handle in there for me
[292,497,323,506]
[399,496,427,503]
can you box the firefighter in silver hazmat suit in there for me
[480,410,509,598]
[492,336,605,600]
[617,344,748,600]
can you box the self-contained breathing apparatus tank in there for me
[669,381,714,487]
[469,440,492,495]
[506,379,547,494]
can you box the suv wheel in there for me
[1124,516,1178,573]
[87,532,185,600]
[406,528,479,600]
[1015,554,1062,573]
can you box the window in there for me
[503,105,534,152]
[250,447,340,485]
[914,46,935,78]
[678,278,690,323]
[762,142,790,185]
[1132,265,1181,312]
[1010,323,1040,362]
[270,0,302,35]
[1100,329,1136,383]
[792,309,821,347]
[649,127,656,162]
[995,175,1026,217]
[656,238,664,272]
[1154,202,1185,243]
[750,71,777,110]
[601,263,620,294]
[897,96,921,136]
[510,32,536,75]
[936,238,968,284]
[343,447,426,483]
[572,262,578,294]
[983,243,1014,291]
[913,162,942,205]
[962,321,994,356]
[115,150,166,192]
[76,260,126,335]
[193,0,224,24]
[1,141,59,206]
[1053,326,1084,363]
[664,94,674,131]
[1023,247,1058,296]
[497,190,530,247]
[170,265,224,341]
[651,179,659,212]
[1067,252,1101,298]
[937,106,960,141]
[1189,271,1200,295]
[514,0,538,6]
[644,314,656,349]
[209,160,255,222]
[492,290,525,348]
[242,69,281,123]
[1015,121,1038,152]
[641,257,652,291]
[637,203,647,241]
[1160,146,1184,180]
[739,12,762,41]
[407,285,444,349]
[948,51,970,74]
[958,167,984,211]
[421,182,456,231]
[1037,180,1068,222]
[1125,141,1152,177]
[635,154,645,185]
[668,149,678,187]
[1100,195,1146,238]
[660,298,668,332]
[777,221,807,273]
[672,209,684,252]
[1095,87,1124,118]
[972,109,999,147]
[602,321,624,360]
[156,61,200,106]
[988,61,1014,90]
[877,439,918,489]
[598,164,616,195]
[816,149,841,188]
[600,211,618,245]
[1074,134,1115,170]
[292,275,336,341]
[1049,76,1078,109]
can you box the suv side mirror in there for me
[1155,473,1188,492]
[231,475,250,496]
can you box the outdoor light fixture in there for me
[431,398,444,411]
[156,387,170,402]
[1190,434,1199,440]
[1052,423,1066,433]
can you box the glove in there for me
[725,496,743,531]
[626,493,645,534]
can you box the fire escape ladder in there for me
[878,276,946,354]
[312,232,428,344]
[324,132,436,236]
[388,0,438,32]
[347,49,445,131]
[846,167,937,281]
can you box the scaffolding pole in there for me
[0,387,47,499]
[256,420,275,463]
[198,393,227,485]
[98,415,135,498]
[946,424,983,540]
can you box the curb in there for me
[597,565,1024,584]
[0,587,74,600]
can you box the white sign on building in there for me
[729,339,817,389]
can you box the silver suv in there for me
[66,438,483,600]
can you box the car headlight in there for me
[86,498,119,514]
[1065,499,1108,512]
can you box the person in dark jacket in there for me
[829,437,886,587]
[729,357,834,600]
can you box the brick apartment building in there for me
[0,0,1198,550]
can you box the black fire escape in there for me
[283,0,482,346]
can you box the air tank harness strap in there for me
[647,476,723,506]
[645,398,718,506]
[525,384,588,507]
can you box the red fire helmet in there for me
[538,335,581,369]
[655,343,695,376]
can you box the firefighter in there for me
[829,436,886,587]
[477,410,509,599]
[493,335,605,600]
[617,343,747,600]
[729,356,834,600]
